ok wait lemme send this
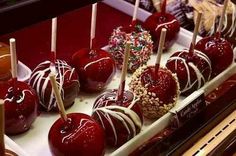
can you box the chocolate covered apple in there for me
[48,73,105,156]
[0,42,11,81]
[72,3,116,92]
[92,42,143,147]
[130,28,179,119]
[144,0,180,51]
[195,0,233,78]
[0,39,38,135]
[109,0,153,73]
[29,60,79,111]
[72,48,115,92]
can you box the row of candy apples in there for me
[0,0,234,155]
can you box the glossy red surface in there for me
[71,48,115,92]
[0,79,38,135]
[144,12,180,51]
[92,90,143,147]
[48,113,105,156]
[166,51,211,95]
[140,66,178,105]
[195,35,233,77]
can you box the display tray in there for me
[5,135,29,156]
[8,2,236,156]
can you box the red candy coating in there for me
[0,79,38,135]
[48,113,105,156]
[129,66,179,119]
[72,48,116,92]
[144,12,180,51]
[166,50,212,95]
[140,66,178,104]
[195,35,233,77]
[92,90,143,147]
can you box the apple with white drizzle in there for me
[144,0,180,51]
[166,12,212,95]
[48,74,105,156]
[92,42,143,147]
[195,0,233,78]
[29,18,79,111]
[72,3,116,92]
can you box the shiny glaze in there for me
[144,12,180,51]
[48,113,105,156]
[109,24,153,73]
[166,50,212,95]
[129,66,179,119]
[0,79,38,135]
[195,35,233,77]
[0,42,11,80]
[72,48,115,92]
[29,59,79,111]
[92,90,143,147]
[140,66,178,104]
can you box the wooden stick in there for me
[152,0,160,11]
[0,99,5,156]
[217,0,228,33]
[49,74,67,122]
[132,0,140,21]
[9,38,17,79]
[155,28,167,73]
[117,42,131,102]
[51,17,57,53]
[161,0,167,14]
[192,12,202,48]
[90,3,97,49]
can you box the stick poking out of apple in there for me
[49,74,67,122]
[155,28,167,75]
[116,42,131,102]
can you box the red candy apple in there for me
[92,89,143,147]
[144,0,180,51]
[48,113,105,156]
[71,48,116,92]
[0,79,38,135]
[166,50,212,95]
[195,34,233,77]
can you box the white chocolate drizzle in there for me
[5,87,34,104]
[92,90,142,146]
[29,60,79,111]
[155,19,178,31]
[167,50,212,93]
[61,118,95,143]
